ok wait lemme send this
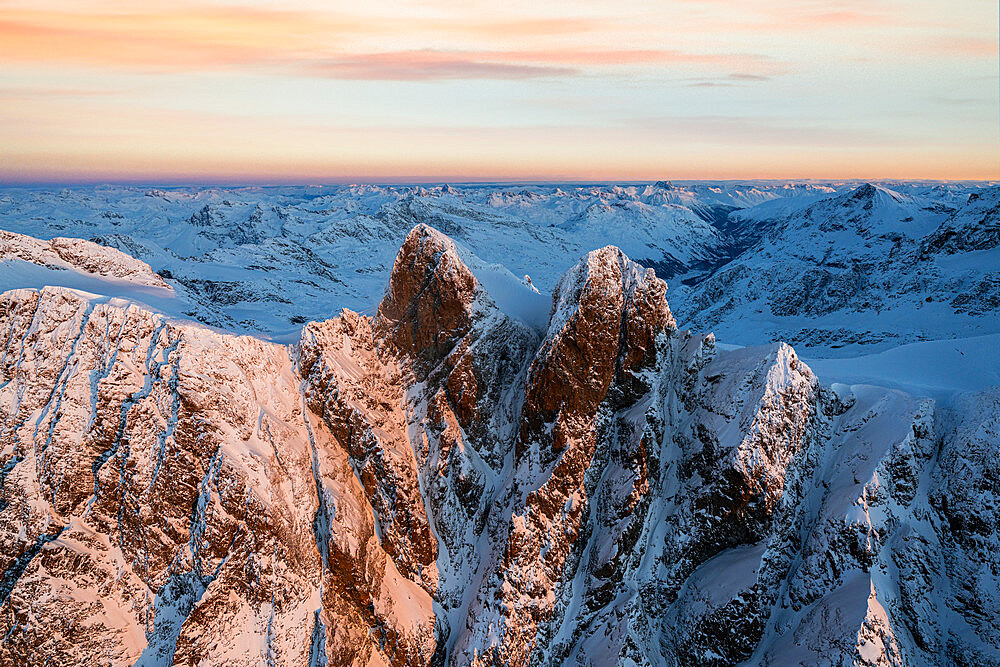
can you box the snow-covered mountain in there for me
[0,229,168,288]
[0,183,740,338]
[1,181,994,355]
[4,179,997,397]
[665,183,1000,394]
[0,220,997,665]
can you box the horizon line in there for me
[2,176,998,188]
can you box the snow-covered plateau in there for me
[0,181,997,665]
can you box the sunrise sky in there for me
[1,0,997,182]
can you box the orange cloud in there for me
[302,48,773,80]
[0,5,775,79]
[0,7,374,69]
[916,36,998,57]
[0,19,262,69]
[307,53,576,81]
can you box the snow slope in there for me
[801,333,1000,400]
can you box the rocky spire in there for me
[521,245,676,453]
[374,224,479,374]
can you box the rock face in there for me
[0,224,997,665]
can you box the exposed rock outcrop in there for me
[0,229,169,288]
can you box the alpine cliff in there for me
[0,224,997,666]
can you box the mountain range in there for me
[0,181,997,665]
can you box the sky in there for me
[0,0,997,182]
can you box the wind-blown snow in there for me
[436,229,551,334]
[0,260,183,318]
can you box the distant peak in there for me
[851,183,879,199]
[849,182,903,200]
[842,182,907,208]
[967,185,1000,204]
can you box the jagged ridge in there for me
[0,225,996,666]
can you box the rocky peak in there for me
[374,224,480,373]
[522,245,675,452]
[849,182,880,201]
